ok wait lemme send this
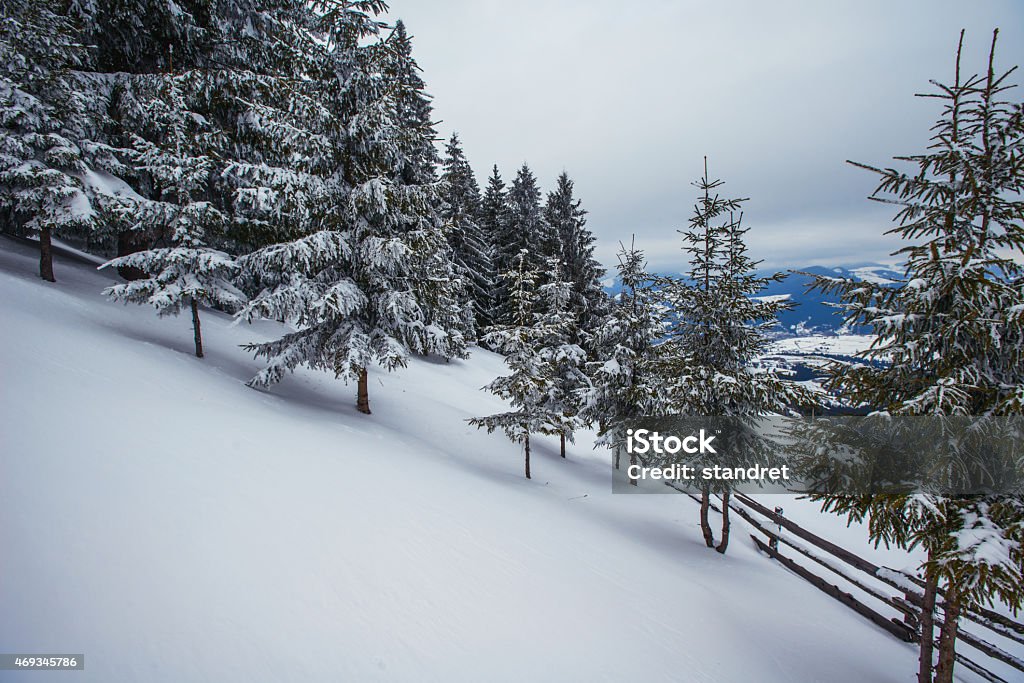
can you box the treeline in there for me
[0,0,605,412]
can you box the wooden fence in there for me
[669,483,1024,683]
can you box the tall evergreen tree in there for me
[804,31,1024,683]
[660,160,815,553]
[0,0,94,281]
[544,171,607,343]
[99,71,244,357]
[493,163,553,324]
[385,19,438,185]
[535,260,589,458]
[440,133,493,336]
[237,2,466,415]
[583,241,667,477]
[478,164,509,330]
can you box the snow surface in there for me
[767,334,877,357]
[0,239,1010,682]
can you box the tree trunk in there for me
[918,568,939,683]
[190,298,204,358]
[524,432,531,480]
[700,486,714,547]
[356,367,371,414]
[39,227,55,282]
[716,490,731,554]
[934,584,961,683]
[629,450,637,486]
[613,444,620,470]
[559,432,566,458]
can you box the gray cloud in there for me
[385,0,1024,272]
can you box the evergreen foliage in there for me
[492,163,554,324]
[235,2,466,414]
[0,0,94,280]
[478,164,510,328]
[583,241,667,473]
[543,171,607,344]
[659,160,816,553]
[440,133,493,336]
[804,31,1024,683]
[535,261,590,458]
[468,250,574,478]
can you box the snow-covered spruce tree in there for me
[377,25,472,351]
[469,250,567,479]
[384,19,438,186]
[478,164,509,332]
[804,31,1024,683]
[237,3,466,415]
[100,72,245,358]
[582,240,667,480]
[493,163,556,324]
[0,0,93,281]
[535,260,589,458]
[91,0,347,256]
[660,160,815,553]
[544,171,607,345]
[76,0,213,75]
[440,133,494,336]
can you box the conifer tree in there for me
[376,20,474,348]
[583,241,666,477]
[237,2,466,415]
[493,163,554,323]
[0,0,93,281]
[661,160,815,553]
[385,19,438,186]
[479,165,509,330]
[535,260,589,458]
[469,250,566,478]
[804,31,1024,683]
[440,133,493,336]
[544,171,607,343]
[100,72,245,357]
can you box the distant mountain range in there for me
[603,263,905,337]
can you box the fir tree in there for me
[384,19,438,186]
[101,243,245,358]
[468,250,567,479]
[377,18,470,350]
[535,260,589,458]
[0,0,93,281]
[660,159,815,553]
[440,133,493,336]
[100,71,244,357]
[493,163,554,323]
[543,171,607,344]
[804,31,1024,683]
[582,240,667,478]
[237,2,466,415]
[478,164,509,331]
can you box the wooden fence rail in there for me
[667,484,1024,681]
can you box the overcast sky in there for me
[383,0,1024,274]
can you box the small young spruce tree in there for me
[469,250,567,479]
[660,159,816,553]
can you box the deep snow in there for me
[0,238,1011,682]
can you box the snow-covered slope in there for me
[0,240,966,682]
